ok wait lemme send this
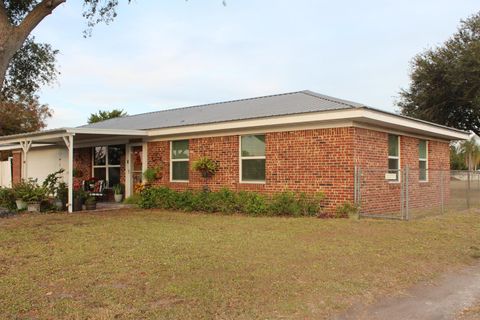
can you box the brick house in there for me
[0,90,469,214]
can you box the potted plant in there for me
[23,180,47,213]
[85,196,97,210]
[42,169,66,211]
[12,180,30,210]
[56,182,67,210]
[192,157,219,178]
[143,166,162,185]
[113,184,123,203]
[73,189,86,212]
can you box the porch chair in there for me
[83,180,107,201]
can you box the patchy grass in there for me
[0,210,479,319]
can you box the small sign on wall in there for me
[385,173,398,180]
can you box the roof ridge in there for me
[79,90,307,127]
[301,90,363,108]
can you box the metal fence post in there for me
[405,166,410,220]
[467,170,471,209]
[440,170,444,214]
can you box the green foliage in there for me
[0,188,16,211]
[2,37,59,101]
[42,169,65,198]
[12,179,47,202]
[236,191,269,216]
[143,167,162,184]
[398,12,480,135]
[87,109,127,124]
[123,194,141,205]
[451,145,468,170]
[335,202,359,219]
[139,187,326,217]
[460,137,480,170]
[113,184,123,195]
[192,157,220,177]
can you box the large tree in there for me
[0,98,52,135]
[398,12,480,135]
[0,0,131,91]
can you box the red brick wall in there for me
[12,151,21,185]
[146,127,451,216]
[353,128,450,215]
[147,128,356,215]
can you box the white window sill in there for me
[239,180,266,185]
[171,180,189,183]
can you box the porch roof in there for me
[0,127,148,146]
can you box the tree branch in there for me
[17,0,66,41]
[0,1,9,27]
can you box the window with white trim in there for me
[388,135,400,181]
[240,135,266,182]
[92,145,124,188]
[171,140,189,182]
[419,140,428,182]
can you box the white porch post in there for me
[63,135,74,213]
[19,140,32,179]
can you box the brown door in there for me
[130,145,143,193]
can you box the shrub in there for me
[123,194,141,205]
[0,188,16,211]
[336,201,359,219]
[269,191,301,216]
[138,186,326,217]
[237,191,269,216]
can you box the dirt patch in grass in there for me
[0,210,479,319]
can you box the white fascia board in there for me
[0,131,74,145]
[361,109,470,140]
[69,128,148,136]
[146,108,469,141]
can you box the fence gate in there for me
[0,157,12,188]
[354,166,408,220]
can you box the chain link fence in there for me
[354,167,480,220]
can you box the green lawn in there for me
[1,210,479,319]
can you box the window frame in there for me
[239,134,266,184]
[92,145,123,188]
[419,140,428,182]
[387,134,401,183]
[170,140,189,183]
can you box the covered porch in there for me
[0,128,148,212]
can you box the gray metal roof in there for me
[80,90,365,130]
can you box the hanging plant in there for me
[192,157,219,178]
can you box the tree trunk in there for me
[0,0,66,93]
[0,27,25,89]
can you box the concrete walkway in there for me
[336,262,480,320]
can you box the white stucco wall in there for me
[25,147,68,184]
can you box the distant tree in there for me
[88,109,127,124]
[0,97,52,136]
[450,145,467,170]
[460,138,480,171]
[398,12,480,135]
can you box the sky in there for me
[31,0,480,128]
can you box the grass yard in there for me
[1,210,480,319]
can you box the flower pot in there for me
[15,199,27,211]
[85,202,96,210]
[54,199,64,211]
[200,170,211,178]
[27,202,41,213]
[114,194,123,203]
[73,198,83,212]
